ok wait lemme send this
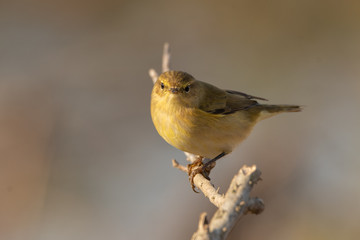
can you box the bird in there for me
[151,70,301,191]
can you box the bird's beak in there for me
[169,88,179,94]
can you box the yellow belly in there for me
[151,96,257,159]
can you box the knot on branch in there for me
[246,197,265,215]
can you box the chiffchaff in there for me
[151,71,301,190]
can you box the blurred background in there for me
[1,0,359,239]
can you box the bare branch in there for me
[172,159,225,207]
[193,174,225,208]
[207,165,262,240]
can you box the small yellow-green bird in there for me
[151,71,301,190]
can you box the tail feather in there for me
[257,104,302,121]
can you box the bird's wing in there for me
[197,81,228,114]
[198,82,267,115]
[225,90,268,101]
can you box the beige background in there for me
[0,0,359,239]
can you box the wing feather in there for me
[198,83,267,115]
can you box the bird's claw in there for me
[187,157,216,192]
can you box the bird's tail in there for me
[256,104,302,121]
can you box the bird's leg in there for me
[203,152,226,170]
[188,152,227,192]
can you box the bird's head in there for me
[156,71,194,94]
[153,71,203,107]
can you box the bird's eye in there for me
[184,85,190,93]
[160,82,164,90]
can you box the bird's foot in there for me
[187,157,216,192]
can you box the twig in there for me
[191,213,210,240]
[149,69,158,84]
[149,42,171,84]
[149,43,264,240]
[162,42,171,72]
[193,174,225,208]
[172,159,188,173]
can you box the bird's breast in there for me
[151,94,256,158]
